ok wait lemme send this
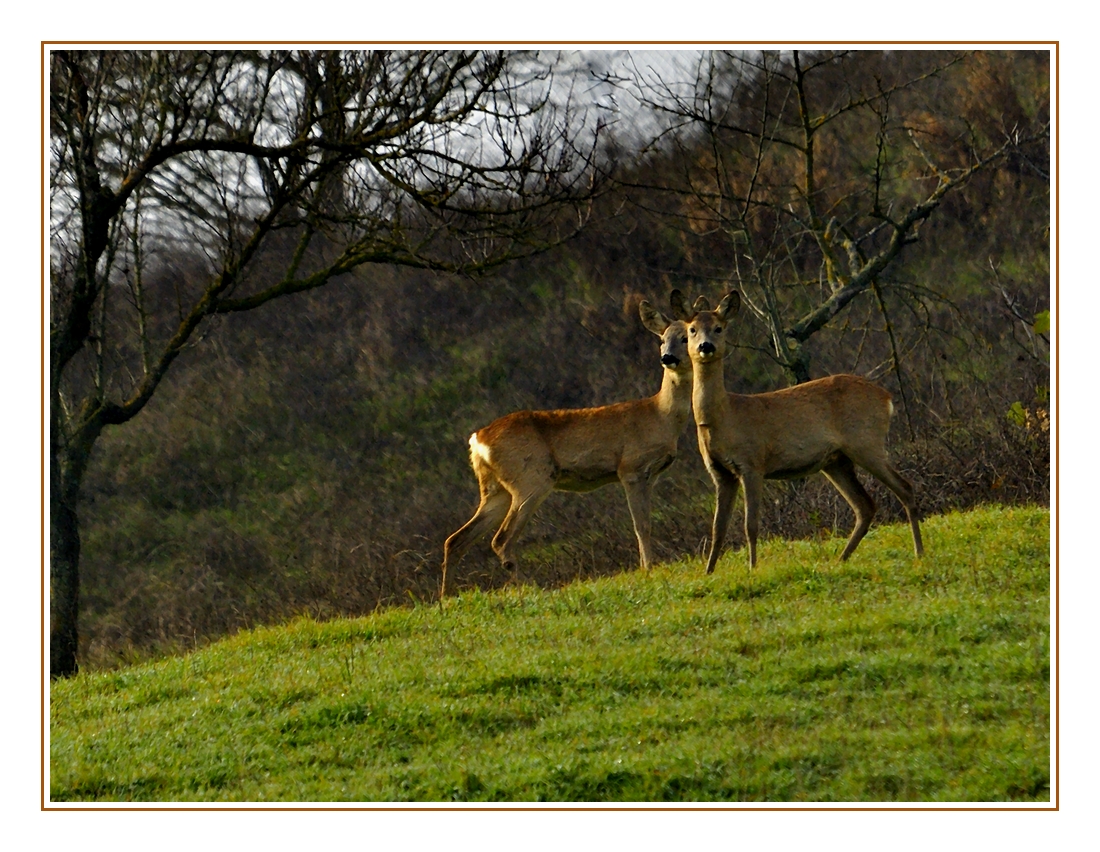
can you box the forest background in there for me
[48,48,1050,673]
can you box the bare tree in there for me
[613,50,1049,386]
[49,49,604,677]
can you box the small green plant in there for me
[1006,401,1050,437]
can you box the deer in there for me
[671,288,923,573]
[440,300,693,598]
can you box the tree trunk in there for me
[783,336,812,385]
[49,397,96,679]
[50,480,81,678]
[49,446,82,681]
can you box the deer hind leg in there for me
[620,474,654,569]
[490,485,551,573]
[705,463,741,574]
[441,478,511,597]
[822,455,876,561]
[858,456,924,558]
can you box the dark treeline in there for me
[65,49,1049,669]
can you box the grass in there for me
[49,504,1050,803]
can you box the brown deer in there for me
[671,288,923,572]
[440,301,693,598]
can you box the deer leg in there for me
[740,469,764,569]
[822,456,876,561]
[705,464,741,574]
[620,474,654,569]
[860,458,924,557]
[491,488,550,572]
[441,486,511,598]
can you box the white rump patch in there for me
[469,433,492,465]
[888,399,895,417]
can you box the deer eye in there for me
[689,327,696,335]
[715,327,723,333]
[681,336,688,344]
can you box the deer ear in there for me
[639,300,670,336]
[692,295,712,313]
[669,289,692,321]
[716,290,741,320]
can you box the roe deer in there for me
[671,288,923,572]
[440,301,693,598]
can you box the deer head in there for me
[640,300,690,371]
[681,290,741,363]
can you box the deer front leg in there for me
[705,464,741,574]
[740,468,764,569]
[620,473,654,569]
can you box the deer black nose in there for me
[699,341,716,355]
[661,353,680,366]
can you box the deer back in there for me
[721,375,895,476]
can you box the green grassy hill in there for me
[49,505,1050,803]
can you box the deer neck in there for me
[656,365,693,426]
[691,358,729,429]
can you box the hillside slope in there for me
[50,505,1050,803]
